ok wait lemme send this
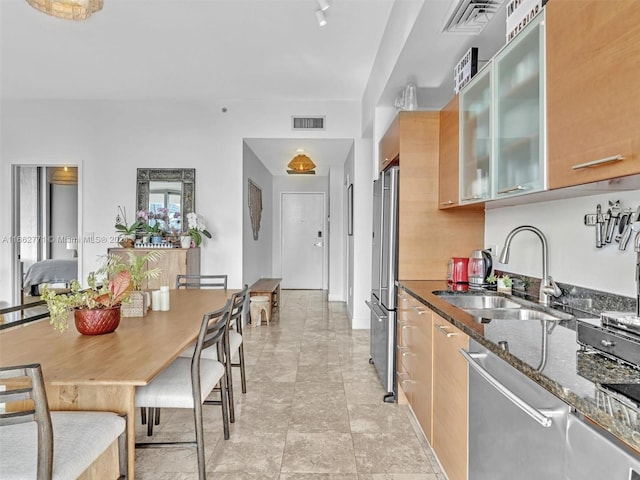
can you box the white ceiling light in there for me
[317,0,330,12]
[315,9,327,27]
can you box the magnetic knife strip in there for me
[584,200,640,250]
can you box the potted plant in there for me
[185,212,212,247]
[114,206,143,248]
[137,208,170,244]
[42,270,133,335]
[102,250,163,317]
[487,274,513,294]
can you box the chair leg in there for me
[226,354,235,423]
[154,408,161,425]
[238,343,247,394]
[193,401,206,480]
[220,372,230,440]
[141,407,147,425]
[117,414,128,480]
[146,408,155,437]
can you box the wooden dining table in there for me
[0,288,237,479]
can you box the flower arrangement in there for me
[114,206,144,246]
[137,207,173,236]
[42,270,133,333]
[186,212,212,247]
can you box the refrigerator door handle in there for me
[365,301,388,321]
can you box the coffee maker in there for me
[468,249,493,287]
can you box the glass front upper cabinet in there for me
[459,65,492,205]
[493,12,546,199]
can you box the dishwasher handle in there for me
[365,301,388,321]
[460,349,554,428]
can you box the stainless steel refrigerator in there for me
[366,166,399,403]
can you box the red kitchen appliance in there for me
[448,257,469,284]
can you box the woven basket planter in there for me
[74,306,120,335]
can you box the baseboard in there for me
[351,315,369,329]
[327,293,344,302]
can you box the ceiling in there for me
[0,0,508,176]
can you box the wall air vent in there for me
[292,116,325,130]
[443,0,504,34]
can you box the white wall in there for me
[0,98,366,304]
[242,142,273,286]
[328,164,345,301]
[486,189,640,298]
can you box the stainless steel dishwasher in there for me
[462,339,570,480]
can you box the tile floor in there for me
[135,290,445,479]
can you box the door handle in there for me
[314,242,323,247]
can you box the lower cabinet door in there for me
[432,314,469,480]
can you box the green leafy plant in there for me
[487,274,513,288]
[102,250,163,291]
[42,270,133,333]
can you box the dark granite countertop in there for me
[398,279,640,454]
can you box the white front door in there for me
[281,192,325,289]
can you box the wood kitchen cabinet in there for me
[380,111,484,280]
[547,0,640,189]
[397,288,433,442]
[438,95,461,209]
[107,247,200,289]
[432,313,468,480]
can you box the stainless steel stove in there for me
[577,312,640,371]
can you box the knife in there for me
[596,204,604,248]
[605,200,621,243]
[619,206,640,251]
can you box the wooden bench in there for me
[249,277,281,324]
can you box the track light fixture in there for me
[317,0,330,11]
[315,9,327,27]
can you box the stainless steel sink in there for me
[435,292,574,322]
[464,307,573,322]
[437,294,523,310]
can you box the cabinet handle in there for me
[497,185,528,195]
[434,323,457,337]
[412,306,428,315]
[440,200,456,206]
[461,195,485,202]
[460,349,555,428]
[571,154,624,170]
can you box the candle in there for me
[159,286,170,311]
[151,290,161,310]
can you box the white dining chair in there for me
[0,363,127,480]
[135,302,231,479]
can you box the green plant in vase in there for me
[42,270,133,333]
[186,212,212,247]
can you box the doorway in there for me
[12,165,79,305]
[281,192,325,289]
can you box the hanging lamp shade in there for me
[25,0,103,20]
[48,166,78,185]
[287,150,316,175]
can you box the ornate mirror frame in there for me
[136,168,195,233]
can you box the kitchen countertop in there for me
[398,280,640,453]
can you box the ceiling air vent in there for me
[443,0,504,34]
[292,116,325,130]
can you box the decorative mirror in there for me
[136,168,195,233]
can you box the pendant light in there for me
[287,149,316,175]
[25,0,103,21]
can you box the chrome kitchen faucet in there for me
[499,225,562,306]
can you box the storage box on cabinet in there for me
[547,0,640,189]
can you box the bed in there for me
[23,259,78,295]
